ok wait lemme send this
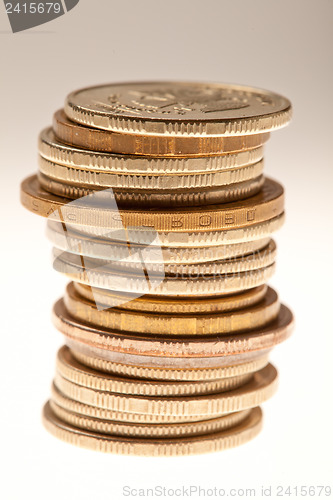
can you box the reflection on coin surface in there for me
[65,81,291,136]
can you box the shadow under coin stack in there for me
[20,82,294,456]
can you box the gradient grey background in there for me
[1,1,332,499]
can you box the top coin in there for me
[65,81,292,137]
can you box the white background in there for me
[1,1,332,499]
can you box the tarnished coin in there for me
[20,175,284,232]
[49,398,252,438]
[40,127,264,173]
[43,402,263,455]
[54,109,270,157]
[73,282,269,314]
[38,170,265,208]
[65,82,291,136]
[53,364,277,416]
[70,347,270,381]
[64,282,280,336]
[53,299,294,359]
[56,346,252,396]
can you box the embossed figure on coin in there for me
[105,87,251,117]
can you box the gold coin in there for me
[49,399,252,438]
[54,238,276,278]
[53,299,293,359]
[53,251,275,296]
[66,337,273,369]
[56,346,252,396]
[50,382,233,423]
[43,402,263,455]
[38,170,265,208]
[40,127,264,173]
[64,282,279,336]
[53,364,277,416]
[21,175,284,232]
[73,282,268,314]
[54,109,270,157]
[70,347,270,381]
[65,82,291,136]
[38,153,265,192]
[71,213,285,247]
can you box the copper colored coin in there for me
[20,175,284,232]
[54,109,271,157]
[52,298,294,359]
[64,282,280,336]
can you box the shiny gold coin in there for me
[70,347,270,381]
[49,399,252,438]
[38,171,265,208]
[21,175,284,232]
[73,282,268,314]
[54,109,270,157]
[40,127,264,173]
[53,251,275,296]
[53,299,293,360]
[43,402,263,455]
[65,82,291,136]
[53,364,277,416]
[38,151,265,190]
[56,346,252,396]
[50,383,230,423]
[64,282,279,336]
[54,238,276,278]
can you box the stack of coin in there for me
[21,82,294,456]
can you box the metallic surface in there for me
[53,256,276,296]
[56,346,252,396]
[40,127,265,173]
[64,282,280,336]
[20,175,284,232]
[53,299,294,359]
[47,220,271,262]
[53,364,277,416]
[73,213,285,247]
[38,170,265,208]
[43,402,263,455]
[54,109,271,157]
[73,282,269,314]
[49,399,252,437]
[54,239,276,277]
[70,348,270,381]
[65,82,291,136]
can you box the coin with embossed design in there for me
[65,82,291,137]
